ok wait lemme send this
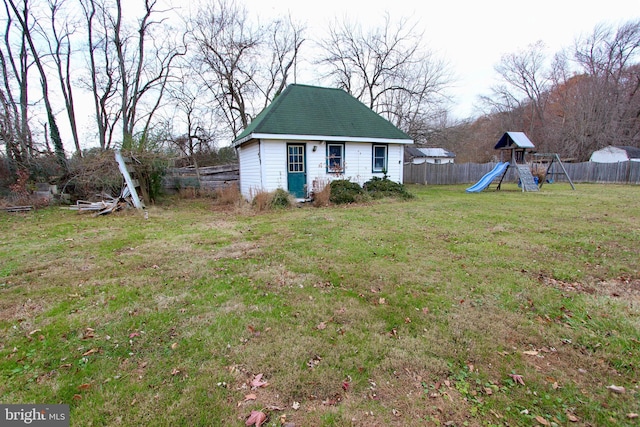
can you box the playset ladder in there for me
[516,164,539,192]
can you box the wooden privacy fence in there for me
[404,161,640,185]
[163,164,239,192]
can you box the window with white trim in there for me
[327,143,344,173]
[372,145,388,172]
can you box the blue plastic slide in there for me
[466,162,509,193]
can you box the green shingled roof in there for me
[233,84,411,145]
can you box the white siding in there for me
[237,141,262,199]
[309,141,407,188]
[239,139,409,200]
[387,144,404,183]
[261,140,288,192]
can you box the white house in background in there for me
[590,146,640,163]
[232,84,414,200]
[404,146,456,164]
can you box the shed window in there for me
[372,145,388,172]
[327,143,344,173]
[288,145,305,172]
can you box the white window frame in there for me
[372,144,388,173]
[326,143,345,173]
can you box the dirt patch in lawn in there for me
[210,241,262,261]
[538,274,640,303]
[0,298,46,329]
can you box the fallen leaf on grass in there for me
[237,393,257,407]
[292,401,300,410]
[77,383,91,391]
[627,413,639,419]
[82,348,99,356]
[171,368,180,376]
[170,342,178,350]
[567,413,579,422]
[245,410,267,427]
[523,350,539,356]
[316,322,327,330]
[129,332,141,339]
[606,384,626,394]
[509,373,525,386]
[250,373,269,389]
[535,415,550,425]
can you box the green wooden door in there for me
[287,144,306,198]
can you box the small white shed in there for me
[405,147,455,164]
[232,84,414,200]
[590,146,640,163]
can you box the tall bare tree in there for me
[569,20,640,153]
[493,41,550,137]
[5,0,67,169]
[317,14,452,143]
[1,0,34,165]
[164,66,217,159]
[259,15,304,107]
[79,0,119,150]
[40,0,81,156]
[189,0,305,138]
[78,0,184,150]
[112,0,184,148]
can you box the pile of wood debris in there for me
[69,186,141,216]
[69,150,145,216]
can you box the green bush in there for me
[329,180,365,204]
[364,176,414,199]
[269,188,293,209]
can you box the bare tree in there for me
[189,0,305,138]
[78,0,184,150]
[79,0,120,150]
[259,15,305,107]
[570,19,640,153]
[493,41,550,137]
[5,0,67,169]
[316,14,452,143]
[40,0,82,156]
[112,0,184,147]
[536,19,640,160]
[0,0,34,165]
[164,66,217,159]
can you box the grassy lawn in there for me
[1,183,639,426]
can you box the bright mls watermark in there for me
[1,405,69,426]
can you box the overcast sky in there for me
[231,0,640,119]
